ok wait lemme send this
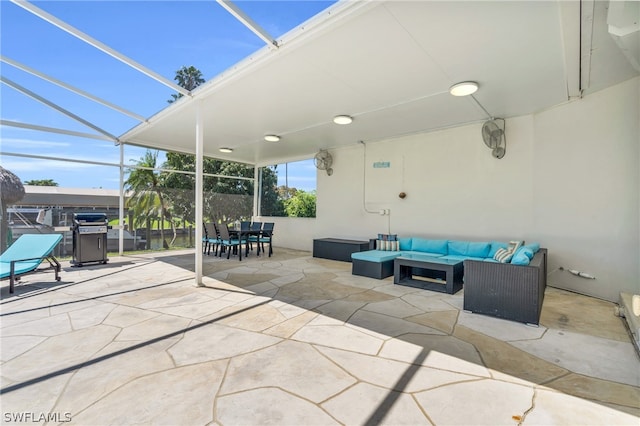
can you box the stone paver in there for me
[414,379,534,425]
[1,248,638,425]
[72,361,225,425]
[217,388,339,425]
[221,340,357,402]
[322,382,430,425]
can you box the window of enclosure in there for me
[0,145,256,254]
[259,159,316,218]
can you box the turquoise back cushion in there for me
[511,247,535,265]
[399,237,412,251]
[411,238,448,254]
[448,241,491,257]
[467,242,491,257]
[488,241,509,257]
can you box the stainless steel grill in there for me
[72,213,109,266]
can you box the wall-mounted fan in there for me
[481,119,506,159]
[314,150,333,176]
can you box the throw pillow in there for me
[377,239,399,251]
[493,248,513,263]
[493,240,523,263]
[488,241,509,257]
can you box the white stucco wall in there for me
[532,77,639,300]
[253,216,316,252]
[311,77,639,302]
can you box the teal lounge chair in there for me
[0,234,63,293]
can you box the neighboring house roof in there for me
[16,185,129,208]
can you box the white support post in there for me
[119,143,124,255]
[195,101,204,286]
[253,165,259,220]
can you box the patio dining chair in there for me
[1,234,63,293]
[259,222,274,257]
[202,222,211,254]
[218,224,242,261]
[204,222,220,256]
[248,222,262,252]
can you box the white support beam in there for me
[10,0,190,96]
[0,151,119,168]
[558,0,583,98]
[1,76,119,141]
[252,165,259,220]
[1,56,147,122]
[195,101,204,287]
[580,0,595,92]
[0,120,114,141]
[216,0,278,49]
[119,143,125,256]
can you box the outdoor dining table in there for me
[228,226,262,256]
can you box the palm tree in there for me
[125,151,175,249]
[168,66,205,103]
[0,166,25,252]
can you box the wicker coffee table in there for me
[394,253,463,294]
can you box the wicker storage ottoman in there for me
[351,250,400,279]
[352,258,394,279]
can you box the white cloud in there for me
[0,158,96,172]
[0,138,71,149]
[287,175,316,183]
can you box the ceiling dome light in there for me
[219,147,233,153]
[333,115,353,125]
[449,81,479,97]
[264,135,280,142]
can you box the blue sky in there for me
[0,0,333,191]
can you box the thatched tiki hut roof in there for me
[0,166,26,252]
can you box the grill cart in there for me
[71,213,109,266]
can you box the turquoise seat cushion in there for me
[0,260,42,278]
[352,250,401,263]
[488,241,509,257]
[440,254,485,262]
[523,242,540,253]
[0,234,62,279]
[411,238,448,254]
[483,258,499,263]
[403,251,445,258]
[448,241,491,258]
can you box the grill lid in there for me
[73,213,108,223]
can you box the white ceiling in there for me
[120,0,639,166]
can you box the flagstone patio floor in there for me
[1,248,639,425]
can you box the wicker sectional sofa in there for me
[463,248,547,325]
[351,237,548,325]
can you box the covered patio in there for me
[1,250,638,424]
[2,0,639,423]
